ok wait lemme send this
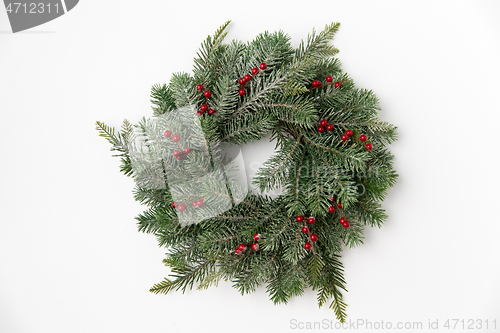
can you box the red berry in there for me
[176,156,182,161]
[326,124,334,131]
[177,204,185,211]
[308,217,316,224]
[310,234,318,242]
[360,135,367,142]
[320,119,328,127]
[343,221,350,228]
[171,202,177,209]
[304,242,312,250]
[196,110,203,116]
[196,200,204,207]
[302,226,309,234]
[365,143,373,151]
[337,201,342,209]
[173,150,181,157]
[346,130,353,136]
[163,130,171,138]
[330,195,336,202]
[238,243,246,251]
[328,206,335,213]
[235,249,241,255]
[192,201,198,207]
[200,104,208,112]
[340,217,346,224]
[259,62,267,70]
[184,147,191,154]
[244,74,252,82]
[239,78,246,85]
[341,134,348,141]
[318,126,325,133]
[196,84,203,91]
[312,80,322,87]
[204,91,211,98]
[326,76,333,82]
[252,67,259,75]
[296,215,304,223]
[251,243,259,251]
[208,108,215,115]
[334,82,341,88]
[253,233,261,241]
[239,89,246,96]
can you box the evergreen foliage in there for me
[97,21,397,322]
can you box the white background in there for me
[1,1,499,332]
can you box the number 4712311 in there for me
[444,319,497,330]
[5,2,60,14]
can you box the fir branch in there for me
[95,120,134,176]
[150,84,176,116]
[297,22,341,60]
[149,278,176,295]
[304,135,368,172]
[220,112,275,144]
[313,254,348,322]
[168,72,196,107]
[329,288,348,323]
[261,95,318,128]
[307,253,325,282]
[197,270,223,290]
[283,150,308,216]
[232,74,287,117]
[266,262,290,304]
[253,138,303,192]
[154,258,217,294]
[193,20,231,75]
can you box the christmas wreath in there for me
[96,21,397,322]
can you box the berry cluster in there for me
[317,119,334,133]
[238,62,266,96]
[340,129,353,141]
[196,84,216,116]
[171,197,205,212]
[191,197,204,207]
[316,123,374,151]
[311,75,342,89]
[328,195,350,228]
[234,233,261,254]
[296,215,318,250]
[163,130,191,161]
[340,131,373,151]
[339,217,350,228]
